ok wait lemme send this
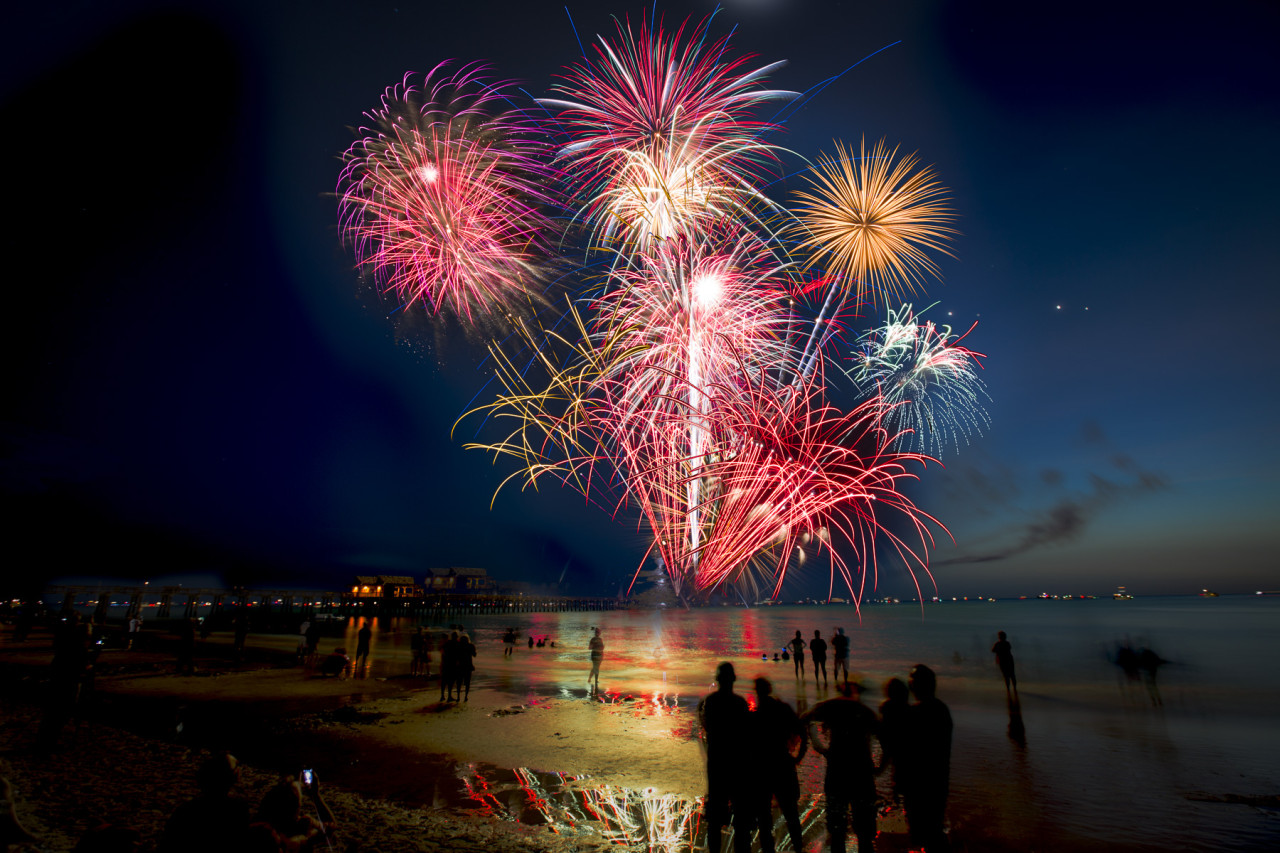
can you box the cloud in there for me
[934,426,1169,567]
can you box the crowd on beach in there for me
[5,604,1040,853]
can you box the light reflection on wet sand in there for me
[257,599,1279,851]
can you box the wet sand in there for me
[3,613,1278,852]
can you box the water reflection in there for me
[450,762,830,853]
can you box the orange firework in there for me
[792,137,956,306]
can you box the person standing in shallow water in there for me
[750,677,806,853]
[788,630,806,679]
[697,662,754,853]
[901,664,953,853]
[991,631,1017,695]
[801,682,879,853]
[810,630,828,686]
[831,627,850,685]
[587,627,604,692]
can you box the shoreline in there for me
[3,618,1276,852]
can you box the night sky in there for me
[4,0,1277,598]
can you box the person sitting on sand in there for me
[255,774,337,853]
[159,753,251,853]
[319,648,349,678]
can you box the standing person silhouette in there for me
[355,621,372,674]
[810,630,829,686]
[751,677,806,853]
[877,677,910,805]
[902,665,952,853]
[458,633,477,701]
[831,627,849,685]
[801,682,879,853]
[697,663,753,853]
[991,631,1017,695]
[788,631,806,679]
[441,631,459,701]
[588,627,604,693]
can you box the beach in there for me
[2,597,1278,851]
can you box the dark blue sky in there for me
[3,0,1277,597]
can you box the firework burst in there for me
[338,64,558,324]
[543,17,794,246]
[850,305,990,457]
[792,137,956,306]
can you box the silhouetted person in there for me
[801,682,879,853]
[38,615,92,753]
[831,627,849,685]
[126,613,142,650]
[256,774,336,852]
[305,619,320,663]
[158,753,251,853]
[877,677,910,804]
[355,622,372,673]
[442,631,459,701]
[459,633,477,700]
[502,628,516,657]
[751,677,806,853]
[902,665,952,853]
[528,635,534,649]
[788,631,806,678]
[319,647,349,678]
[295,619,311,665]
[588,627,604,692]
[991,631,1017,694]
[697,662,754,853]
[810,630,828,686]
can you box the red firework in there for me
[337,63,557,323]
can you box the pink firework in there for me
[542,17,794,245]
[338,63,557,323]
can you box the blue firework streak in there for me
[849,305,990,457]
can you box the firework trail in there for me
[338,63,558,325]
[850,305,990,457]
[792,137,956,306]
[543,17,795,249]
[636,348,944,603]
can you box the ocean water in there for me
[372,595,1279,852]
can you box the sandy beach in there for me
[3,600,1279,852]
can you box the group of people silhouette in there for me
[698,660,953,853]
[772,627,851,686]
